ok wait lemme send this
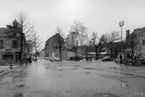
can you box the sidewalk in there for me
[0,65,22,76]
[114,65,145,78]
[83,60,145,78]
[99,61,145,78]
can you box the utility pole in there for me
[119,21,124,70]
[119,21,124,42]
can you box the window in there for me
[0,40,4,49]
[143,32,145,37]
[11,40,19,48]
[142,40,145,45]
[139,32,142,37]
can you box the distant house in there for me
[100,42,126,58]
[45,33,68,60]
[66,31,79,49]
[68,45,95,58]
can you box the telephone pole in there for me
[119,21,124,70]
[119,21,124,42]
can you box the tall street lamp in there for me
[119,21,124,42]
[119,21,124,71]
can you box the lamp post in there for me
[119,21,124,42]
[119,21,124,70]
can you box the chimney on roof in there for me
[126,30,130,39]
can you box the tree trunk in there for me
[131,48,134,66]
[35,45,37,61]
[20,34,23,65]
[59,45,62,61]
[86,47,88,61]
[95,45,98,60]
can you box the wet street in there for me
[0,59,145,97]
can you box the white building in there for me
[66,31,79,49]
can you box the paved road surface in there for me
[0,59,145,97]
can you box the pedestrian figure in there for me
[120,54,122,64]
[90,57,92,62]
[86,56,88,62]
[27,56,32,63]
[24,57,27,66]
[10,60,12,69]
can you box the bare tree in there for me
[26,39,33,55]
[71,21,88,47]
[16,12,34,38]
[71,21,88,56]
[126,33,141,64]
[55,27,65,61]
[107,31,120,43]
[13,12,34,61]
[90,32,99,59]
[99,31,120,45]
[31,32,42,61]
[99,34,108,45]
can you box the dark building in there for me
[0,20,24,62]
[45,33,68,60]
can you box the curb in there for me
[96,67,145,79]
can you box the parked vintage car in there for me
[138,58,145,65]
[102,56,113,62]
[69,56,83,61]
[48,57,60,62]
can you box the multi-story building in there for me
[131,27,145,57]
[0,22,21,61]
[66,31,79,49]
[45,33,68,60]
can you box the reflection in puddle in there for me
[118,76,129,88]
[85,71,92,74]
[98,73,129,89]
[70,68,78,70]
[16,84,25,88]
[14,92,23,97]
[83,67,95,70]
[58,69,64,71]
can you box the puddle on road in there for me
[14,92,23,97]
[16,84,25,88]
[98,73,129,89]
[83,67,96,70]
[85,71,92,74]
[58,69,64,71]
[93,92,119,97]
[70,67,78,70]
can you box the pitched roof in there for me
[105,42,126,50]
[46,33,63,42]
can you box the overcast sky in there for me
[0,0,145,49]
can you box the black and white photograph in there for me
[0,0,145,97]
